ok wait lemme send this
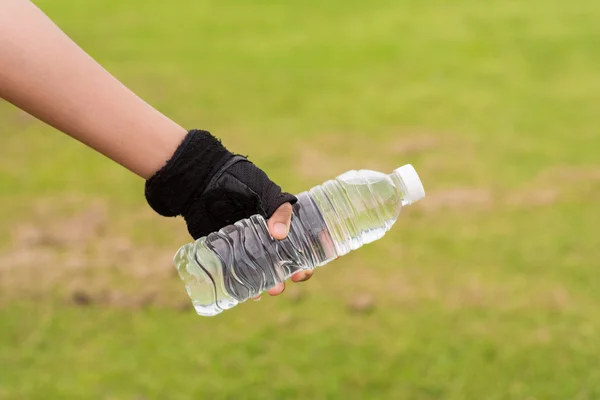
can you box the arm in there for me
[0,0,186,179]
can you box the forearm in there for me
[0,0,186,178]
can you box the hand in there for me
[145,129,315,300]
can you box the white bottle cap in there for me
[395,164,425,204]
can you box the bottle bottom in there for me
[174,202,337,316]
[174,238,240,317]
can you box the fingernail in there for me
[273,223,288,237]
[269,282,285,295]
[276,282,285,293]
[292,272,306,282]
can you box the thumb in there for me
[267,203,293,240]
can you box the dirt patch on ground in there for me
[414,164,600,214]
[0,200,189,310]
[536,165,600,183]
[12,200,108,247]
[506,187,560,207]
[503,164,600,209]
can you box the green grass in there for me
[2,0,600,398]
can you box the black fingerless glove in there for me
[145,129,297,240]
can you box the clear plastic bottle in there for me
[174,164,425,316]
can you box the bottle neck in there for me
[390,171,412,207]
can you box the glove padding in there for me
[145,129,297,239]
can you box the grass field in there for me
[2,0,600,399]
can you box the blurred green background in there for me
[2,0,600,399]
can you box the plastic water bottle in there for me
[174,164,425,316]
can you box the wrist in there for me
[134,122,188,179]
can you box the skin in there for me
[0,0,313,297]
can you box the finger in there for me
[291,270,314,283]
[267,203,293,240]
[267,282,286,296]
